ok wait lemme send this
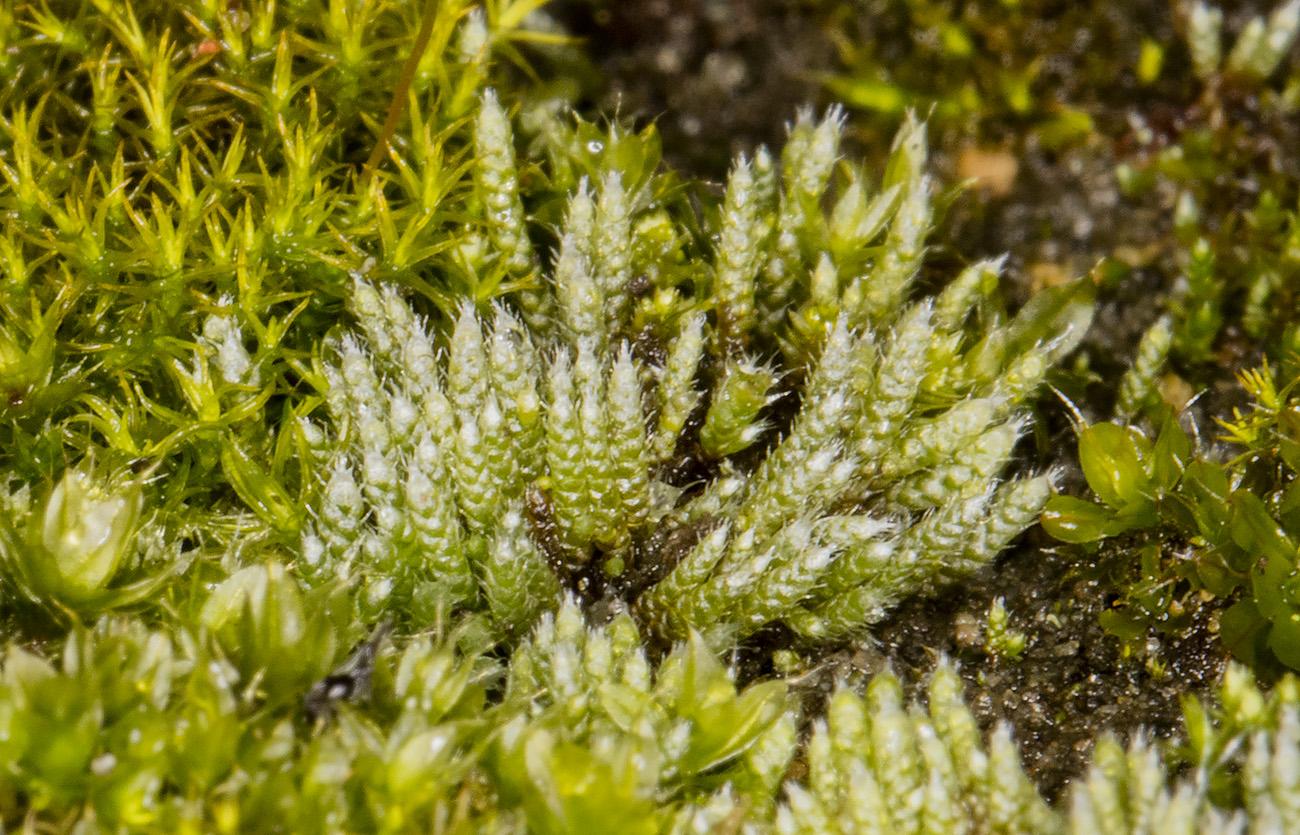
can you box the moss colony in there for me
[4,0,1300,831]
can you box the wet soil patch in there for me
[747,526,1226,800]
[846,534,1224,800]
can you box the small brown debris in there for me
[953,611,983,649]
[1159,373,1195,411]
[1028,261,1072,292]
[957,146,1019,197]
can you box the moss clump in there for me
[304,102,1087,645]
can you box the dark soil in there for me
[833,533,1226,801]
[552,0,836,176]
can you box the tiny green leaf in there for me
[1078,422,1154,510]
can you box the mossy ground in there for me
[559,0,1298,793]
[4,1,1299,826]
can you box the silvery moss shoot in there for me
[5,0,1300,831]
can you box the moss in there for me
[2,0,1300,830]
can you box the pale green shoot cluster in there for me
[302,98,1092,643]
[1187,0,1300,81]
[4,599,1299,832]
[779,660,1300,835]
